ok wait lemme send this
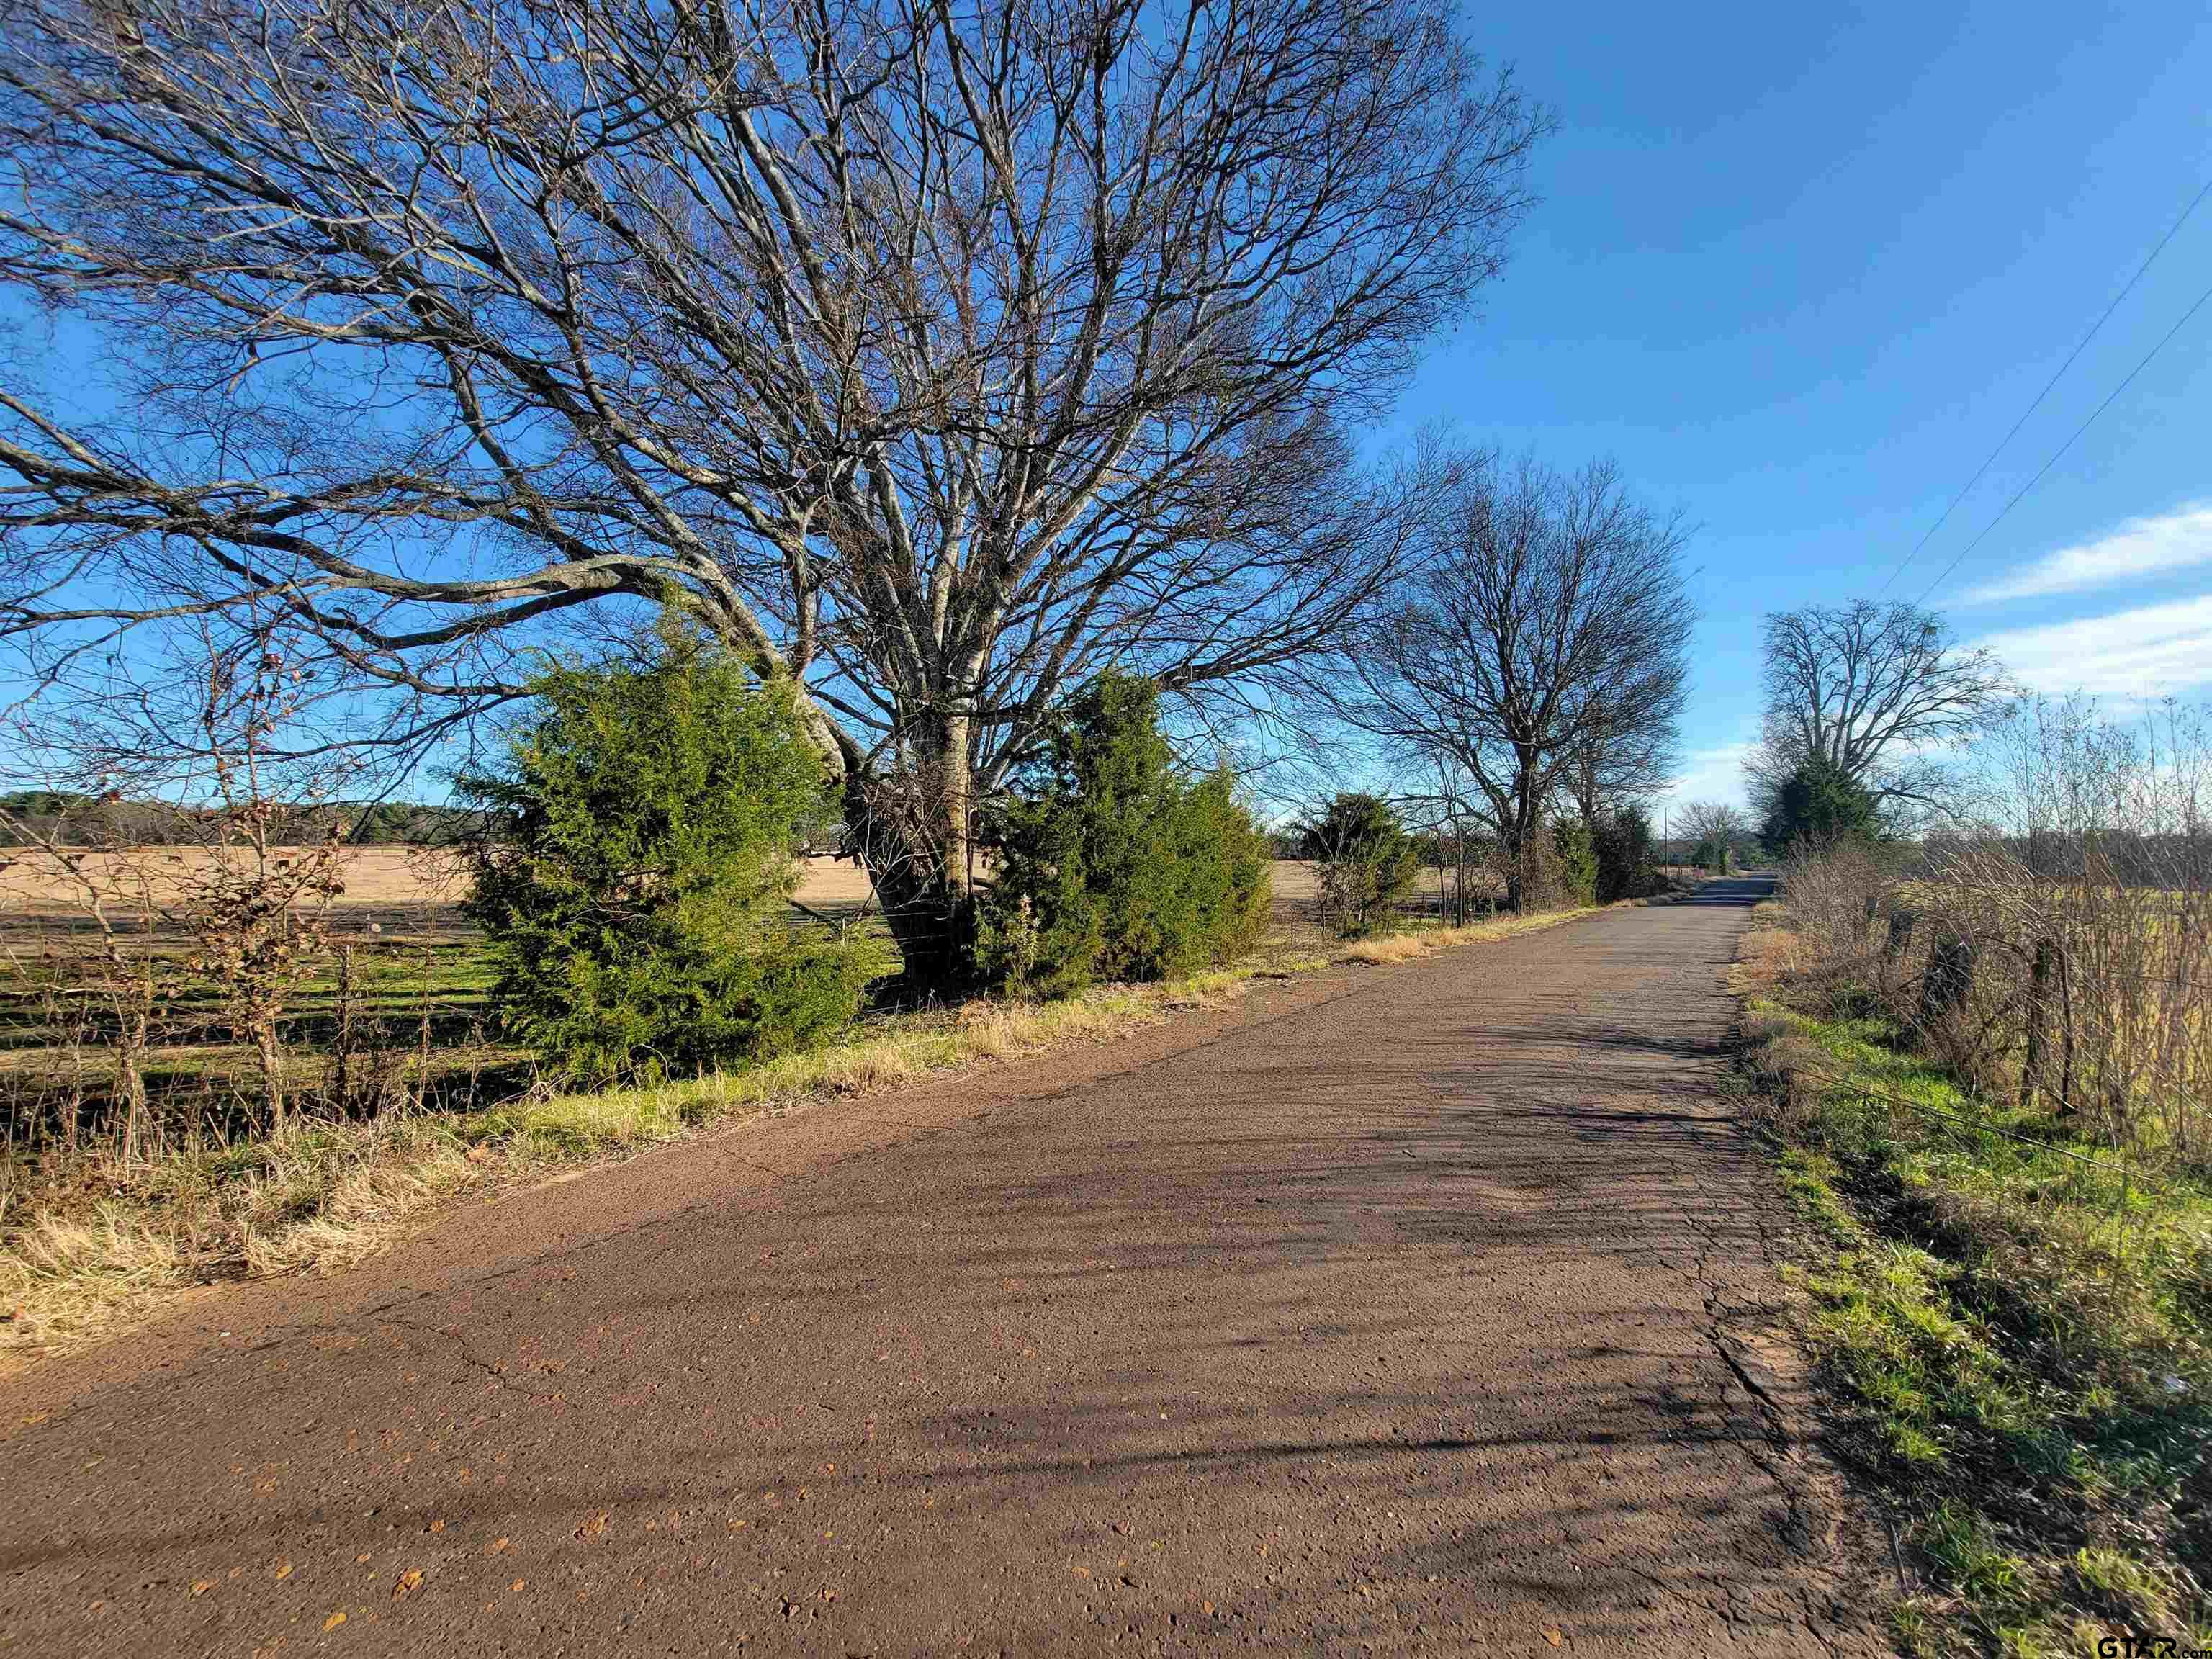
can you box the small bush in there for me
[1300,793,1421,937]
[459,624,871,1083]
[983,673,1270,997]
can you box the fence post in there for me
[2019,935,2057,1110]
[331,940,356,1115]
[2056,946,2077,1116]
[1917,920,1975,1040]
[1883,908,1916,964]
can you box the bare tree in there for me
[0,0,1543,987]
[1755,601,2007,822]
[1671,799,1741,866]
[1330,451,1693,906]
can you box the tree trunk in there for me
[1503,764,1541,911]
[840,719,981,998]
[941,711,974,905]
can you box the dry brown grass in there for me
[0,846,884,922]
[1728,904,1802,997]
[1339,933,1431,964]
[0,843,462,917]
[1336,903,1612,965]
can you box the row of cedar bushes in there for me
[1739,821,2211,1656]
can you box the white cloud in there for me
[1653,740,1757,821]
[1960,502,2212,604]
[1972,594,2212,699]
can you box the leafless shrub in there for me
[1778,837,1892,998]
[0,806,172,1160]
[1,625,369,1159]
[111,632,351,1138]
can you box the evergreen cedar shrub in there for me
[1549,817,1599,908]
[1300,792,1421,938]
[1758,754,1881,858]
[459,634,872,1084]
[983,674,1270,997]
[1591,806,1660,902]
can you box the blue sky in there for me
[1375,1,2212,817]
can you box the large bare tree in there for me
[1755,601,2008,822]
[1671,798,1742,858]
[0,0,1542,986]
[1328,451,1692,905]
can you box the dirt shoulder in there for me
[0,882,1885,1657]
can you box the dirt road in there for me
[0,878,1882,1657]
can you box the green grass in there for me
[1743,992,2212,1657]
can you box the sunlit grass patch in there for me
[1336,903,1606,965]
[1340,933,1430,964]
[1745,992,2212,1657]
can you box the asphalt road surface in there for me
[1,877,1886,1657]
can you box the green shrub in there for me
[984,673,1270,996]
[459,626,871,1083]
[1591,806,1659,902]
[1301,793,1421,938]
[1550,817,1599,908]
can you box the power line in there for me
[1877,176,2212,595]
[1917,271,2212,606]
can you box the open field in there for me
[1,846,1334,932]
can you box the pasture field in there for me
[1,846,1329,930]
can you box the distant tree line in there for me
[0,791,493,848]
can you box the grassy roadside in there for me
[1335,901,1618,963]
[1733,905,2212,1658]
[1,903,1609,1365]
